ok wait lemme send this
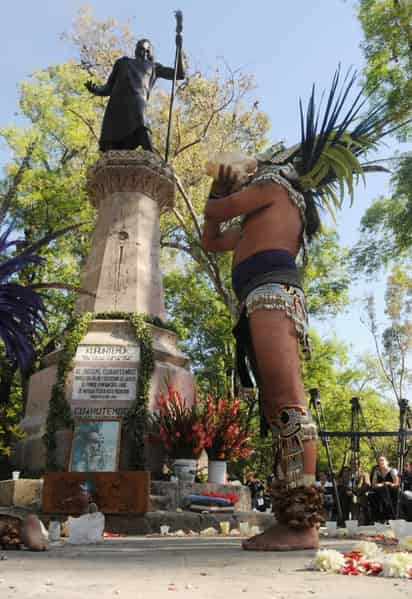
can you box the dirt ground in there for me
[0,536,410,599]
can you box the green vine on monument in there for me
[124,313,154,470]
[44,312,93,470]
[43,311,165,471]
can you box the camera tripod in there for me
[309,388,344,524]
[348,396,380,475]
[310,389,411,521]
[396,398,410,517]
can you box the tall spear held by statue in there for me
[165,10,183,163]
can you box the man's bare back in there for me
[233,183,302,264]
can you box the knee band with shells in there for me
[270,406,323,529]
[270,405,318,489]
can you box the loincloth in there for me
[243,283,310,358]
[232,250,310,435]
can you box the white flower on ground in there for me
[381,552,412,578]
[353,541,384,560]
[200,527,218,536]
[174,530,186,537]
[309,549,346,572]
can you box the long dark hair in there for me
[304,191,321,241]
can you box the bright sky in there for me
[0,0,409,358]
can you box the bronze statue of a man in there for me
[85,37,185,152]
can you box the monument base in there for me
[150,481,252,512]
[13,319,194,474]
[102,510,273,535]
[0,479,43,509]
[42,471,151,514]
[34,509,273,536]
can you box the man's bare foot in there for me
[242,523,319,551]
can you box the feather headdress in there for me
[259,66,405,223]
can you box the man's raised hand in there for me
[209,165,238,199]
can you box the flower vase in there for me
[173,458,197,482]
[208,460,227,484]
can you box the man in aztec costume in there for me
[202,68,399,551]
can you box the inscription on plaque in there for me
[76,345,140,362]
[72,345,139,402]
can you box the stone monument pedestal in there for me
[42,471,151,514]
[0,479,43,509]
[13,151,194,474]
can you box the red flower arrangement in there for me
[153,384,212,459]
[340,551,384,576]
[196,396,252,461]
[153,387,251,463]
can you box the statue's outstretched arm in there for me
[85,59,121,96]
[155,37,185,81]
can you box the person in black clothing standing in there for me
[337,466,353,521]
[353,471,372,525]
[370,456,399,523]
[245,473,265,511]
[317,472,335,521]
[400,462,412,520]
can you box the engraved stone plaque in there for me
[70,345,140,415]
[76,345,140,362]
[72,366,138,401]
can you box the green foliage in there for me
[302,332,399,473]
[124,313,155,470]
[164,266,235,395]
[303,230,350,318]
[44,312,156,471]
[0,57,101,454]
[354,1,412,271]
[44,312,92,470]
[363,266,412,403]
[352,153,412,271]
[0,59,98,356]
[358,0,412,135]
[63,5,135,81]
[0,349,24,457]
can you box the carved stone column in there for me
[76,150,175,318]
[13,150,195,474]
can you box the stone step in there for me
[0,479,43,509]
[149,494,170,511]
[39,510,273,536]
[150,481,251,512]
[105,511,274,535]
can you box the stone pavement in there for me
[0,536,410,599]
